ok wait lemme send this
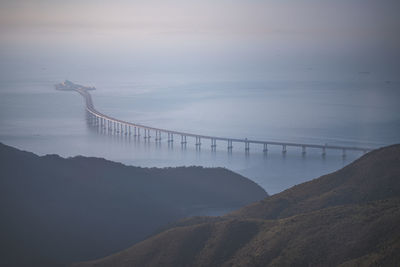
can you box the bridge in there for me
[57,81,374,156]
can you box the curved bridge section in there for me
[56,80,373,156]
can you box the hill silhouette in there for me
[76,145,400,267]
[0,143,267,266]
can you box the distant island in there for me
[55,80,96,91]
[0,143,266,266]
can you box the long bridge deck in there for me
[58,81,375,156]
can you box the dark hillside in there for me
[76,145,400,267]
[0,143,267,266]
[231,144,400,220]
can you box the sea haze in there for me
[1,1,399,194]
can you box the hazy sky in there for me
[0,0,399,79]
[1,0,399,38]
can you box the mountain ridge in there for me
[75,144,400,267]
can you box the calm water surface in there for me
[1,29,399,194]
[1,71,398,194]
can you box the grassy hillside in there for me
[230,144,400,220]
[76,145,400,267]
[0,143,267,266]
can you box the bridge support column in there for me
[342,149,346,158]
[168,133,173,143]
[282,144,287,154]
[181,135,187,145]
[263,143,268,152]
[227,140,233,151]
[245,142,250,152]
[128,126,131,135]
[302,146,306,155]
[322,147,326,157]
[195,137,201,148]
[154,131,159,142]
[211,139,216,150]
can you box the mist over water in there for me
[1,1,400,194]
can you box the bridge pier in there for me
[195,137,201,147]
[263,143,268,152]
[144,129,151,139]
[168,133,173,143]
[155,131,161,142]
[245,142,250,152]
[342,148,346,158]
[282,144,287,154]
[322,147,326,157]
[227,140,233,151]
[181,135,187,145]
[211,139,216,150]
[302,145,306,155]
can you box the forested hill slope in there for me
[0,142,267,266]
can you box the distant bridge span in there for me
[58,81,374,156]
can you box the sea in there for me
[1,31,399,194]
